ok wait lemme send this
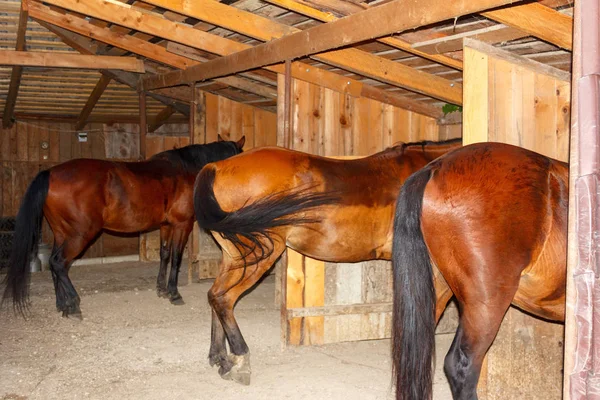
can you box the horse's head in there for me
[218,134,245,155]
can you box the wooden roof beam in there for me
[32,1,277,102]
[482,3,573,50]
[37,0,444,117]
[141,0,522,89]
[137,0,457,109]
[75,75,112,130]
[2,1,28,128]
[0,50,145,72]
[37,20,191,116]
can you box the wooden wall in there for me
[276,76,461,345]
[140,91,278,284]
[463,39,570,400]
[0,119,139,259]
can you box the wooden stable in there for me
[2,0,596,397]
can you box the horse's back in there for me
[421,142,568,321]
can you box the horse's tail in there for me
[2,169,50,315]
[392,166,436,400]
[194,165,340,264]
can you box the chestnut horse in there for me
[193,138,461,384]
[391,142,567,400]
[2,136,245,318]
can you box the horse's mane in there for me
[397,137,462,153]
[150,141,241,174]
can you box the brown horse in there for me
[2,136,245,318]
[391,142,568,400]
[192,138,461,384]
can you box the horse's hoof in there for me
[219,354,251,385]
[62,310,83,320]
[156,289,169,298]
[169,293,185,305]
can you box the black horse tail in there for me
[2,169,50,315]
[194,165,340,265]
[392,166,436,400]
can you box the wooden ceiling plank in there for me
[2,1,28,128]
[263,0,463,70]
[75,74,112,130]
[36,20,191,116]
[40,0,442,116]
[141,0,521,88]
[0,50,145,72]
[136,0,449,113]
[482,3,573,50]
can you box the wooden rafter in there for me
[75,75,112,130]
[148,105,176,133]
[482,3,573,50]
[135,0,456,110]
[2,1,28,128]
[0,50,145,72]
[37,20,191,116]
[141,0,521,90]
[262,0,463,70]
[34,0,443,117]
[33,0,279,102]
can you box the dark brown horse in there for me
[2,136,245,318]
[391,142,568,400]
[192,138,462,384]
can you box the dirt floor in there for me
[1,261,453,400]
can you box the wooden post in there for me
[138,90,148,262]
[139,91,147,159]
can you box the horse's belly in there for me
[285,206,393,262]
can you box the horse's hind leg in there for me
[443,282,518,400]
[50,235,91,319]
[166,222,193,305]
[208,239,285,385]
[156,225,173,298]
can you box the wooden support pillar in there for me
[139,91,147,159]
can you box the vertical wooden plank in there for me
[382,104,395,148]
[70,130,81,159]
[323,88,340,156]
[139,92,147,159]
[205,93,219,143]
[311,84,324,155]
[463,46,489,144]
[48,125,60,162]
[303,258,325,345]
[490,58,510,144]
[59,129,72,162]
[0,125,12,161]
[352,97,370,156]
[277,73,286,147]
[241,105,255,149]
[340,93,353,155]
[515,66,536,149]
[262,111,278,147]
[218,96,232,140]
[286,249,305,345]
[9,123,18,161]
[27,123,39,162]
[534,73,558,159]
[368,99,384,153]
[395,108,411,143]
[293,79,311,152]
[230,100,243,140]
[16,122,27,161]
[555,81,571,162]
[192,87,206,145]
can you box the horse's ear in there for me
[236,136,246,150]
[217,134,225,142]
